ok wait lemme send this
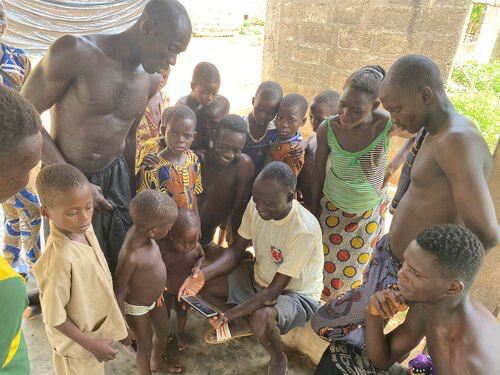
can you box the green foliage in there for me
[467,4,485,38]
[449,61,500,152]
[240,18,264,35]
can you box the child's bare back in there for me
[119,231,167,306]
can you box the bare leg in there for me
[150,303,183,373]
[249,307,287,375]
[174,300,189,350]
[126,313,153,375]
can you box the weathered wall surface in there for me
[471,141,500,319]
[262,0,471,100]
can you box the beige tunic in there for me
[33,222,127,364]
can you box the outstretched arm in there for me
[178,234,251,300]
[21,35,90,166]
[436,131,500,251]
[218,273,291,324]
[383,136,416,188]
[310,122,329,217]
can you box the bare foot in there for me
[150,357,183,373]
[268,353,287,375]
[176,331,188,351]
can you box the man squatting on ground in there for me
[179,161,325,375]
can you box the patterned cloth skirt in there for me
[319,194,388,301]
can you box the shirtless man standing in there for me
[312,54,499,346]
[197,114,255,248]
[21,0,192,273]
[365,224,500,375]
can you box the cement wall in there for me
[471,141,500,319]
[262,0,472,101]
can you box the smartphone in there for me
[181,295,218,318]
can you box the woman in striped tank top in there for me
[311,66,409,301]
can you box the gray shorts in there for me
[227,260,321,334]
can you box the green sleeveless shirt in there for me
[322,117,392,212]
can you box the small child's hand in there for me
[157,290,166,307]
[120,328,135,347]
[89,339,119,362]
[191,266,201,277]
[142,153,160,166]
[289,141,306,159]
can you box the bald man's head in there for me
[138,0,192,74]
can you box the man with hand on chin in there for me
[365,224,500,375]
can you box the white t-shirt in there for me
[238,199,324,301]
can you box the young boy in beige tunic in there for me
[33,164,128,375]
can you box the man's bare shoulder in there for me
[459,302,500,374]
[48,34,100,65]
[434,112,491,166]
[234,153,255,179]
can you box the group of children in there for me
[32,61,334,375]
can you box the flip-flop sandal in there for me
[204,322,253,345]
[268,354,288,375]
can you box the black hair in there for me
[204,95,230,115]
[162,104,197,129]
[0,84,42,154]
[384,54,445,93]
[280,94,308,118]
[36,164,88,207]
[171,208,200,234]
[313,90,341,112]
[258,161,297,193]
[255,81,283,103]
[192,62,220,86]
[345,65,386,100]
[416,224,485,289]
[215,114,248,138]
[129,189,178,229]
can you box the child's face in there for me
[252,95,280,128]
[202,109,224,134]
[191,82,220,107]
[165,117,196,154]
[275,105,306,140]
[213,128,246,167]
[171,226,199,253]
[309,101,337,133]
[42,183,93,235]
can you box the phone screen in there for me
[182,296,218,317]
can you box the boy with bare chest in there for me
[114,190,182,374]
[159,208,205,350]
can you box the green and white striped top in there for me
[322,117,391,213]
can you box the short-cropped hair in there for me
[129,190,178,229]
[36,164,89,207]
[0,84,42,154]
[416,224,485,289]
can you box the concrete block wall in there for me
[262,0,472,100]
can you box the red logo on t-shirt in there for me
[271,246,283,266]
